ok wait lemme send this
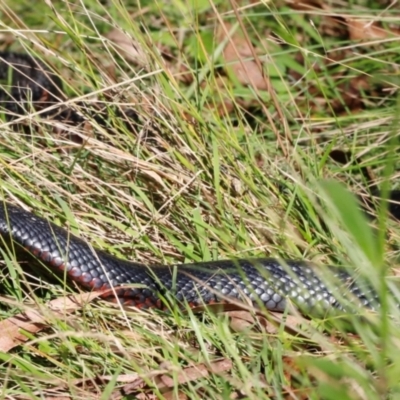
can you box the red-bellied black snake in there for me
[0,52,389,314]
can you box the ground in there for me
[0,0,400,399]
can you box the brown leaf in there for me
[121,360,232,397]
[287,0,322,11]
[0,292,103,352]
[136,395,158,400]
[36,397,72,400]
[265,310,314,338]
[227,310,270,333]
[154,359,233,389]
[159,48,194,84]
[162,392,188,400]
[347,19,400,41]
[218,22,269,90]
[106,28,149,67]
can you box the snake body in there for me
[0,52,386,314]
[0,52,63,118]
[0,202,379,313]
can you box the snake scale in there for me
[0,52,390,314]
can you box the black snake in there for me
[0,52,392,315]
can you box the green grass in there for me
[1,0,400,398]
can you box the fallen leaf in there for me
[106,28,149,67]
[218,22,269,90]
[0,292,103,352]
[227,310,270,333]
[136,394,158,400]
[159,48,194,85]
[287,0,322,11]
[121,359,232,397]
[162,392,188,400]
[347,19,400,41]
[154,359,233,388]
[37,397,72,400]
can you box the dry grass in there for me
[0,0,400,398]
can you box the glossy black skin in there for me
[0,52,139,126]
[0,203,379,313]
[329,149,400,221]
[0,52,64,117]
